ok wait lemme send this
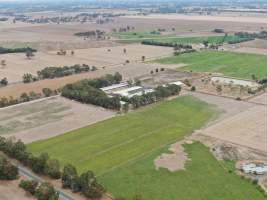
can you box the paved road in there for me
[18,165,75,200]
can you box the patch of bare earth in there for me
[0,179,35,200]
[0,96,116,143]
[154,140,192,172]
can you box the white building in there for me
[113,86,154,98]
[100,82,129,93]
[242,163,267,175]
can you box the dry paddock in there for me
[199,92,267,153]
[0,96,116,143]
[0,62,178,99]
[0,44,173,84]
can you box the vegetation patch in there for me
[154,50,267,80]
[99,142,266,200]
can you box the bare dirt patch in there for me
[155,140,192,172]
[0,96,116,143]
[0,179,35,200]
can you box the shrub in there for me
[35,182,59,200]
[0,156,18,180]
[19,180,38,195]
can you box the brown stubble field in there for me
[0,96,116,143]
[198,92,267,154]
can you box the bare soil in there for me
[0,179,35,200]
[0,96,116,143]
[154,140,191,172]
[0,44,173,84]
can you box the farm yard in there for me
[0,96,116,143]
[154,50,267,80]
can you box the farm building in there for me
[211,76,260,89]
[242,163,267,175]
[100,82,129,93]
[113,86,154,98]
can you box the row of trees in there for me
[0,155,18,180]
[0,137,105,199]
[62,82,121,110]
[0,137,60,179]
[23,64,97,83]
[235,31,267,40]
[0,47,37,55]
[0,88,57,108]
[37,64,97,79]
[61,73,123,110]
[142,40,193,49]
[122,84,181,109]
[20,181,59,200]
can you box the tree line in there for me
[142,40,193,49]
[122,84,181,109]
[23,64,97,83]
[61,73,122,110]
[0,47,37,54]
[0,88,57,108]
[0,155,18,180]
[0,136,105,199]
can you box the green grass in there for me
[155,50,267,80]
[112,31,248,44]
[99,142,266,200]
[143,35,246,44]
[27,96,267,200]
[111,31,165,40]
[27,96,217,174]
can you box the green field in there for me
[112,31,165,40]
[100,142,266,200]
[112,31,248,44]
[155,50,267,80]
[143,35,247,44]
[27,96,266,200]
[28,96,216,174]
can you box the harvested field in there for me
[0,179,35,200]
[190,92,255,121]
[0,96,116,143]
[125,14,267,25]
[0,44,173,84]
[201,104,267,153]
